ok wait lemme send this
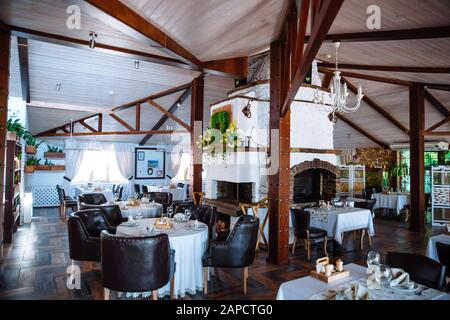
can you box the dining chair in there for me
[354,198,377,248]
[193,205,217,242]
[115,185,124,201]
[172,200,195,213]
[436,242,450,289]
[78,193,108,208]
[143,192,173,212]
[202,215,259,294]
[386,251,446,291]
[56,185,77,219]
[142,185,149,194]
[81,204,127,227]
[290,207,328,261]
[101,231,175,300]
[133,184,141,195]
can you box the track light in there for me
[56,82,62,92]
[89,32,97,49]
[134,60,140,69]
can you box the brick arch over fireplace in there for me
[289,159,340,203]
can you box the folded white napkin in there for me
[389,268,413,288]
[336,282,371,300]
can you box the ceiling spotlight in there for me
[56,82,62,92]
[134,60,140,69]
[242,99,252,118]
[89,32,97,49]
[326,54,332,59]
[176,102,181,107]
[108,90,115,96]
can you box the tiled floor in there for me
[0,207,440,300]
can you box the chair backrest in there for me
[142,185,148,193]
[101,231,172,292]
[290,207,310,239]
[133,184,141,194]
[56,185,64,204]
[224,215,259,267]
[177,182,184,188]
[116,185,124,200]
[354,199,376,212]
[194,205,217,240]
[78,193,107,206]
[386,251,446,291]
[67,214,101,262]
[436,242,450,277]
[112,184,117,194]
[144,192,173,209]
[72,209,111,237]
[81,204,124,227]
[172,200,194,212]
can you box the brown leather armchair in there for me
[143,192,173,211]
[202,215,259,294]
[193,205,217,242]
[386,251,446,291]
[80,204,127,227]
[291,207,328,260]
[56,185,77,218]
[78,193,108,208]
[101,231,176,300]
[173,201,195,214]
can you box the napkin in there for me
[335,282,371,300]
[389,268,413,288]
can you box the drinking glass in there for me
[113,193,119,203]
[377,264,392,288]
[135,213,143,222]
[167,206,174,218]
[184,209,191,220]
[367,251,381,269]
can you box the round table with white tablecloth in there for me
[116,218,209,298]
[117,201,163,218]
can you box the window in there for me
[72,150,127,183]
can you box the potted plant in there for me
[24,133,43,154]
[6,119,27,141]
[25,157,40,173]
[44,145,65,158]
[390,163,409,191]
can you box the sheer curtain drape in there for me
[166,150,183,179]
[114,143,135,197]
[64,148,85,196]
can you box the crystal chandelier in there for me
[313,41,364,123]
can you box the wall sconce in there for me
[242,99,252,118]
[89,32,97,49]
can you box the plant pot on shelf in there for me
[6,131,17,141]
[35,165,51,171]
[24,165,35,173]
[25,145,37,154]
[44,152,65,159]
[51,165,65,171]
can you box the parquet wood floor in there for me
[0,208,441,300]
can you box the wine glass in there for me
[135,213,143,223]
[113,193,119,203]
[367,251,381,270]
[184,209,191,220]
[376,264,393,288]
[167,206,173,219]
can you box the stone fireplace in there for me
[216,181,253,204]
[290,159,340,204]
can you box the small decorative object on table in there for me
[154,218,173,229]
[336,259,344,272]
[311,257,350,283]
[127,198,140,207]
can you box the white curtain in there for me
[64,148,85,196]
[166,150,183,179]
[114,143,135,197]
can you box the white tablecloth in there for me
[74,187,114,202]
[116,218,208,298]
[276,263,450,300]
[425,234,450,262]
[305,207,375,244]
[117,201,163,218]
[373,193,410,214]
[146,186,187,201]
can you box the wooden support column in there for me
[190,76,204,194]
[0,29,10,262]
[409,83,425,232]
[268,40,290,265]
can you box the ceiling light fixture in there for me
[108,90,115,96]
[176,102,181,107]
[89,32,97,49]
[56,82,62,92]
[134,60,140,69]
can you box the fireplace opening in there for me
[216,181,253,204]
[293,169,336,203]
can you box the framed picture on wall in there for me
[135,147,166,179]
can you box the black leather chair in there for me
[173,201,195,214]
[101,231,176,300]
[386,251,446,291]
[202,215,259,294]
[78,193,108,208]
[143,192,173,212]
[142,185,149,194]
[114,185,124,201]
[291,207,328,260]
[67,209,115,262]
[81,204,127,227]
[192,205,217,242]
[56,185,77,218]
[436,242,450,290]
[133,184,141,195]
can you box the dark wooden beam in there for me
[409,83,425,233]
[424,90,450,117]
[281,0,344,116]
[61,127,70,134]
[135,103,140,131]
[307,25,450,43]
[425,116,450,132]
[336,114,390,149]
[77,0,202,67]
[318,62,450,74]
[109,114,134,131]
[139,87,192,145]
[268,40,290,265]
[40,130,184,137]
[203,57,248,78]
[9,25,193,72]
[424,131,450,136]
[190,76,204,195]
[318,67,411,86]
[79,119,97,132]
[0,28,10,261]
[423,83,450,92]
[98,113,102,132]
[343,77,410,134]
[36,113,99,136]
[146,100,191,132]
[17,37,30,103]
[113,82,191,112]
[293,0,309,71]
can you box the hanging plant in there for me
[390,163,409,177]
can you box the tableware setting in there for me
[173,212,189,222]
[311,257,350,283]
[388,268,418,292]
[188,219,206,231]
[122,215,138,227]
